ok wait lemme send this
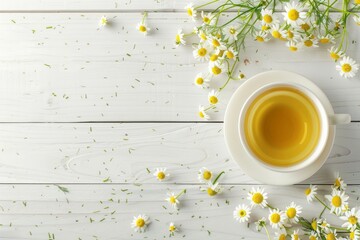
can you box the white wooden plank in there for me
[0,184,356,239]
[0,122,359,184]
[0,13,359,122]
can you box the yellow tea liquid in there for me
[244,86,321,167]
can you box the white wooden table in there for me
[0,1,359,239]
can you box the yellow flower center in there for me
[187,8,193,16]
[287,30,294,39]
[239,73,245,79]
[136,218,145,227]
[101,19,107,25]
[211,66,222,75]
[256,36,264,42]
[207,188,217,196]
[301,23,310,31]
[252,193,263,204]
[139,25,147,32]
[355,0,360,4]
[320,38,330,44]
[304,39,313,47]
[239,210,247,217]
[279,234,286,240]
[286,208,296,218]
[342,63,352,73]
[196,77,204,85]
[270,213,280,223]
[293,234,299,240]
[175,35,181,44]
[310,236,317,240]
[203,171,212,180]
[289,46,298,52]
[169,225,176,232]
[288,9,300,21]
[226,51,234,59]
[261,25,270,31]
[229,28,236,34]
[349,216,358,225]
[263,14,273,23]
[335,178,341,187]
[331,196,342,207]
[272,30,281,39]
[169,196,176,204]
[212,39,220,47]
[200,33,207,41]
[350,231,355,239]
[305,188,311,196]
[198,48,207,57]
[311,220,317,230]
[330,52,340,60]
[199,111,205,118]
[203,16,210,24]
[326,233,336,240]
[157,172,165,180]
[209,95,218,104]
[210,54,218,61]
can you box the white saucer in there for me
[224,70,335,185]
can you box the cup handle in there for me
[329,114,351,125]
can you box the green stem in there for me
[176,189,186,199]
[263,225,272,240]
[266,203,276,210]
[319,205,327,218]
[315,196,331,210]
[219,59,238,91]
[194,0,219,10]
[212,171,225,184]
[141,12,148,24]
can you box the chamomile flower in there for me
[283,2,306,26]
[209,52,221,62]
[197,29,208,42]
[304,185,317,202]
[198,167,213,182]
[255,217,266,231]
[137,22,150,35]
[185,3,197,21]
[325,190,349,215]
[224,47,238,60]
[286,40,301,52]
[208,36,226,50]
[209,62,226,76]
[340,208,360,229]
[302,37,319,48]
[355,0,360,5]
[224,25,239,41]
[131,214,150,232]
[286,202,302,223]
[165,192,180,209]
[198,105,210,120]
[254,31,270,42]
[291,229,301,240]
[324,229,337,240]
[194,73,210,88]
[99,16,108,27]
[175,29,186,47]
[233,204,251,223]
[309,231,318,240]
[208,89,219,105]
[205,182,222,196]
[271,24,286,39]
[274,229,288,240]
[169,222,178,235]
[247,187,268,208]
[336,56,359,78]
[286,29,301,41]
[333,173,347,191]
[350,229,360,240]
[328,46,344,61]
[154,168,169,181]
[318,34,335,44]
[318,219,330,232]
[201,11,215,25]
[268,209,286,229]
[193,44,210,62]
[261,9,278,26]
[353,15,360,25]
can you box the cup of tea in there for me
[238,82,351,172]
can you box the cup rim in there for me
[238,82,329,172]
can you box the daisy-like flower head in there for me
[198,167,213,182]
[328,46,345,61]
[201,11,215,25]
[165,192,180,209]
[350,228,360,240]
[233,204,251,223]
[247,187,268,208]
[300,22,311,31]
[175,29,186,47]
[318,34,335,44]
[198,105,210,120]
[205,182,222,196]
[271,24,286,39]
[354,16,360,26]
[224,25,239,41]
[318,219,330,232]
[274,230,287,240]
[154,168,169,181]
[254,31,270,42]
[324,229,337,240]
[304,185,317,202]
[302,37,319,48]
[208,61,226,76]
[131,214,150,232]
[336,56,359,78]
[208,35,226,50]
[333,173,347,191]
[197,29,208,42]
[268,208,286,229]
[255,217,266,232]
[193,44,210,62]
[194,73,210,88]
[286,202,302,223]
[291,229,301,240]
[325,189,349,215]
[286,29,301,41]
[208,89,219,105]
[169,222,178,235]
[309,231,318,240]
[137,22,150,35]
[355,0,360,5]
[286,40,301,52]
[283,2,306,26]
[224,47,238,60]
[99,16,108,27]
[311,218,318,232]
[261,9,278,26]
[184,3,197,21]
[340,208,360,230]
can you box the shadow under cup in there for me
[240,83,328,172]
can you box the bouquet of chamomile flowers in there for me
[174,0,360,120]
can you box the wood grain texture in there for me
[0,122,359,184]
[0,13,358,122]
[0,184,357,240]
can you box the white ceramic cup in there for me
[238,82,351,172]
